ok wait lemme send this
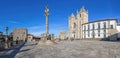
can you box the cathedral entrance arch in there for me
[72,31,76,39]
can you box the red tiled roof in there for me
[27,34,33,36]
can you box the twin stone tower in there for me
[68,6,88,40]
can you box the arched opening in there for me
[74,23,76,28]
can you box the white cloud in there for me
[28,25,45,36]
[8,21,20,24]
[27,23,68,36]
[30,31,45,36]
[10,21,18,24]
[29,26,41,30]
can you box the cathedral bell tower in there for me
[79,6,88,24]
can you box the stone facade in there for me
[59,30,66,40]
[40,33,55,40]
[68,6,120,41]
[68,6,88,40]
[13,28,28,42]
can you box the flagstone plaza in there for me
[13,40,120,58]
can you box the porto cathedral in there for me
[68,6,88,40]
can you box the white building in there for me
[27,34,33,42]
[82,19,120,40]
[117,24,120,40]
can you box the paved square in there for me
[15,40,120,58]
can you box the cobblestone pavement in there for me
[14,40,120,58]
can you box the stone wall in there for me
[59,31,66,40]
[13,28,28,43]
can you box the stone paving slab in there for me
[15,40,120,58]
[0,42,25,58]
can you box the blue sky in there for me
[0,0,120,36]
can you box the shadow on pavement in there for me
[18,49,30,53]
[0,42,27,58]
[24,44,36,47]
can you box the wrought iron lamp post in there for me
[4,26,9,48]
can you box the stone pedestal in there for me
[4,42,8,49]
[4,37,8,49]
[8,42,11,48]
[38,34,57,45]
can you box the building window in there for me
[104,34,106,38]
[88,31,90,37]
[110,25,113,29]
[98,23,100,30]
[84,31,86,38]
[17,37,19,40]
[92,24,95,30]
[88,25,90,31]
[84,35,86,38]
[104,22,106,29]
[98,33,100,37]
[84,26,86,31]
[98,30,100,32]
[80,14,81,17]
[104,30,106,33]
[74,34,75,38]
[84,24,86,38]
[23,32,25,34]
[92,32,95,38]
[92,24,95,38]
[93,35,95,38]
[74,23,76,28]
[104,29,106,38]
[98,23,100,37]
[98,30,100,37]
[87,24,90,37]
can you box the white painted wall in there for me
[117,25,120,38]
[110,20,116,29]
[28,36,33,42]
[94,22,98,29]
[82,20,117,39]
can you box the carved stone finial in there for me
[77,9,79,14]
[71,13,75,17]
[80,6,85,12]
[45,6,49,16]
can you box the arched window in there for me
[74,23,76,28]
[80,14,81,17]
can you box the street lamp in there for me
[4,26,9,49]
[5,26,8,35]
